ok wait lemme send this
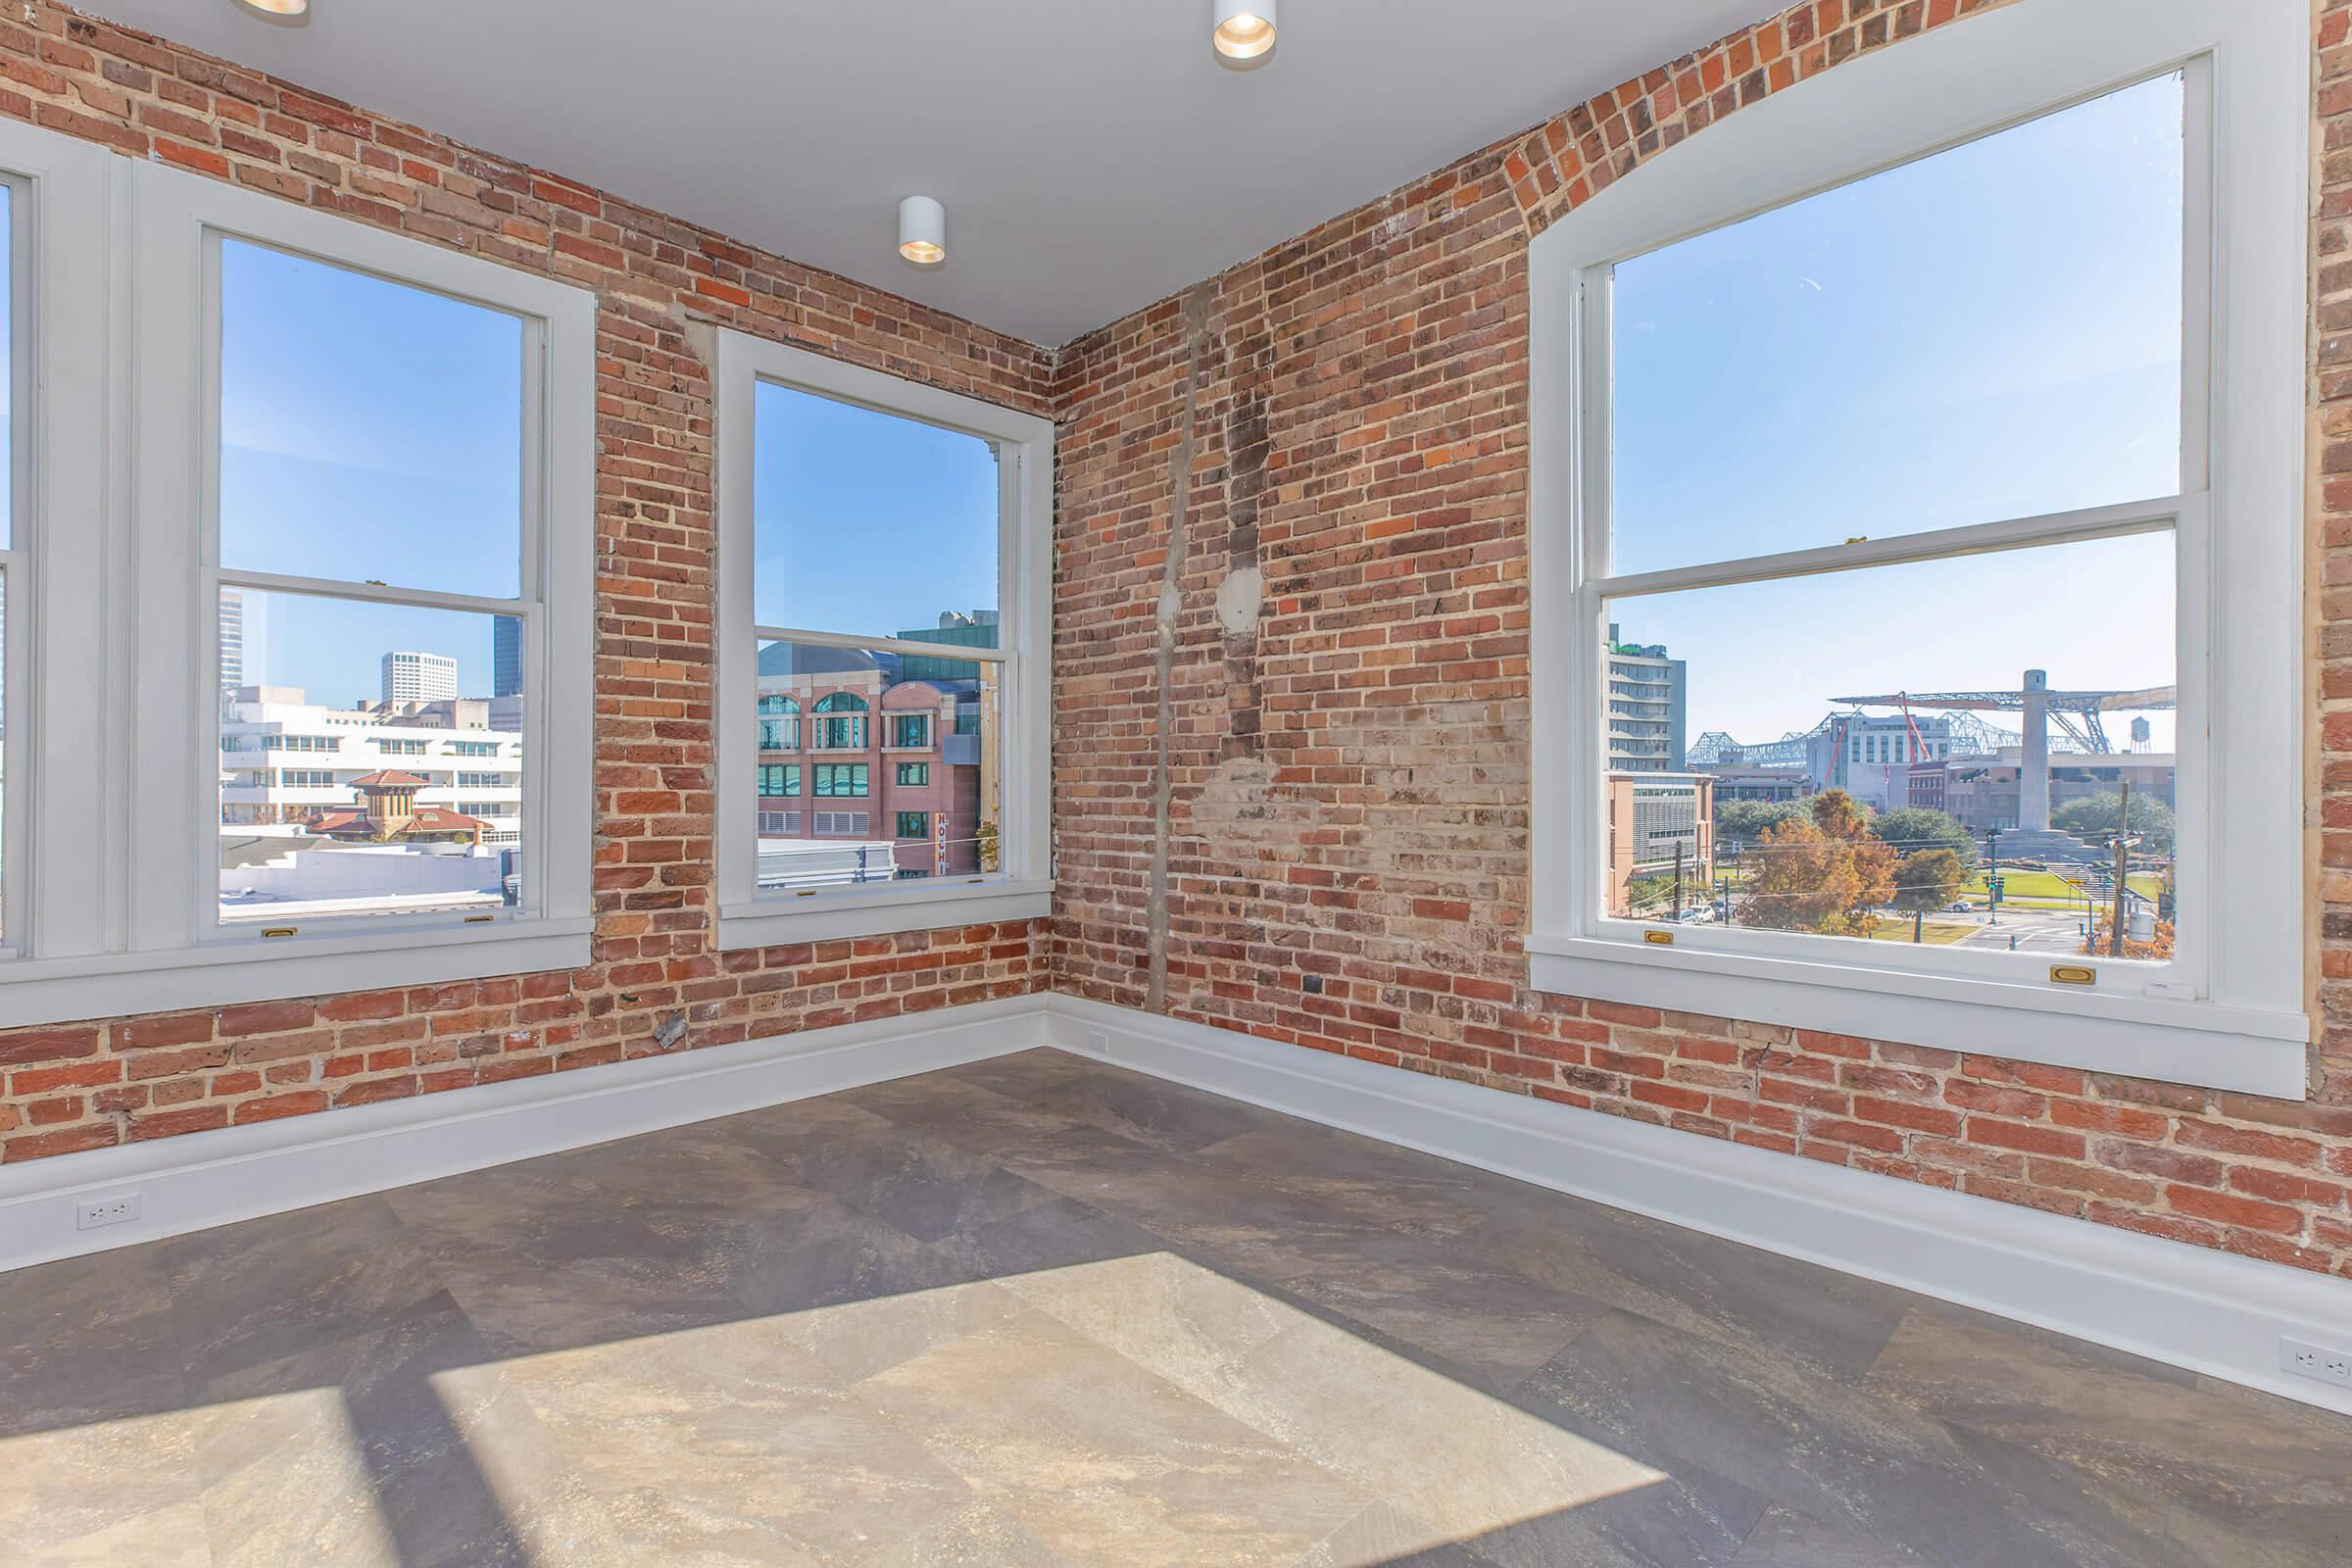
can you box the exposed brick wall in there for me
[1054,0,2352,1282]
[7,0,2351,1297]
[0,4,1047,1160]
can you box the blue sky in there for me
[222,247,1002,708]
[752,381,999,641]
[212,71,2180,750]
[1609,71,2184,750]
[220,238,520,708]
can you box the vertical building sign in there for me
[935,809,950,876]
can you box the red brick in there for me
[234,1092,330,1125]
[3,1123,120,1161]
[128,1104,231,1141]
[1963,1117,2085,1160]
[2166,1185,2304,1236]
[0,1028,101,1068]
[219,1000,318,1036]
[114,1012,215,1051]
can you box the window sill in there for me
[717,879,1052,950]
[1526,934,2310,1101]
[0,918,595,1031]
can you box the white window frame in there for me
[0,134,597,1028]
[1528,0,2310,1099]
[715,332,1052,946]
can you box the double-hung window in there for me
[1529,0,2308,1097]
[0,129,595,1028]
[715,335,1052,944]
[813,763,869,799]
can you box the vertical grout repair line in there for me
[1147,285,1213,1014]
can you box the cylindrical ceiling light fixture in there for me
[231,0,312,20]
[898,196,947,268]
[1212,0,1277,64]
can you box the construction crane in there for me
[1829,680,2175,755]
[1830,671,2176,832]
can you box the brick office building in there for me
[752,643,985,882]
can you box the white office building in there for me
[220,685,523,847]
[380,650,460,704]
[1837,714,1955,810]
[219,590,245,709]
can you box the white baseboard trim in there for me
[11,985,2346,1418]
[1039,995,2352,1417]
[0,993,1053,1274]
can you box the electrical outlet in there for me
[1084,1030,1111,1054]
[2280,1336,2352,1390]
[74,1193,143,1232]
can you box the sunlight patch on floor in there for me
[453,1251,1664,1564]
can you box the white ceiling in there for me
[83,1,1775,346]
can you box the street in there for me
[1949,907,2091,956]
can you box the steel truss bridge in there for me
[1694,685,2177,772]
[1828,686,2178,756]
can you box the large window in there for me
[0,131,595,1028]
[1529,0,2307,1097]
[715,335,1052,943]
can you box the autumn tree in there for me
[1717,797,1811,845]
[1870,808,1979,872]
[2052,792,2175,852]
[1738,789,1897,937]
[1889,848,1971,915]
[2082,910,2176,961]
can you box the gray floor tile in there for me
[0,1049,2340,1567]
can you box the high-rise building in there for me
[380,650,459,705]
[1605,624,1688,773]
[492,615,523,699]
[219,590,246,708]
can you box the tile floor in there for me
[2,1047,2347,1566]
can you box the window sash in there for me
[0,169,29,958]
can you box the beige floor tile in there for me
[854,1305,1373,1566]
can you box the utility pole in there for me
[1984,826,2002,926]
[1672,841,1685,921]
[2109,779,2137,957]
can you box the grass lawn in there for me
[1968,866,2172,911]
[1970,868,2087,901]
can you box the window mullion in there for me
[1588,495,2189,603]
[753,623,1014,662]
[213,565,529,620]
